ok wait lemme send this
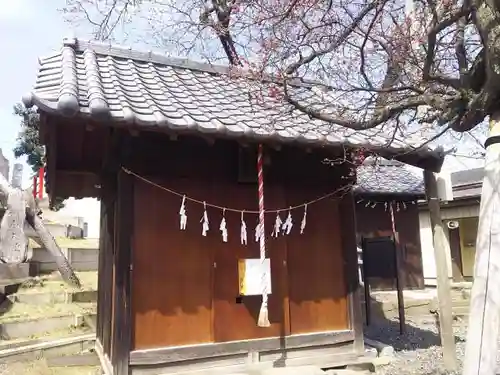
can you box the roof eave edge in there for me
[22,92,60,115]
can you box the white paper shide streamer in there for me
[272,212,282,237]
[201,201,209,236]
[254,222,262,242]
[179,195,187,230]
[282,208,293,235]
[240,211,247,245]
[300,204,307,234]
[220,209,228,242]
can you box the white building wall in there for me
[440,204,479,220]
[57,198,101,239]
[419,211,453,286]
[419,203,480,285]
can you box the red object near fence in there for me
[38,167,44,199]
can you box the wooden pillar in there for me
[339,192,364,353]
[107,131,135,375]
[112,167,134,375]
[423,170,457,370]
[389,202,405,335]
[96,202,105,344]
[98,130,119,360]
[97,179,115,358]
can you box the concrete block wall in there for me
[31,247,99,272]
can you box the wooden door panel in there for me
[132,178,213,350]
[213,184,288,342]
[286,191,348,334]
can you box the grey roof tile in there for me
[355,160,425,196]
[23,38,440,162]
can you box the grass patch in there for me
[0,302,96,324]
[18,272,98,294]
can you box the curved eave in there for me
[24,91,445,173]
[353,190,426,201]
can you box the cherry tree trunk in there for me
[0,173,80,288]
[462,112,500,375]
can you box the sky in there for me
[0,0,76,187]
[0,0,485,193]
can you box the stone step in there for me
[51,365,102,375]
[47,351,101,367]
[0,271,98,305]
[0,333,95,365]
[0,358,101,374]
[0,325,93,352]
[16,271,98,294]
[0,301,97,340]
[12,289,97,305]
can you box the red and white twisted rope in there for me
[257,144,270,327]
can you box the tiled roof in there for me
[22,38,442,168]
[355,160,424,196]
[451,167,484,187]
[451,167,483,199]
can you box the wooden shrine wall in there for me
[355,201,424,290]
[127,134,351,351]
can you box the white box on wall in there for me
[437,172,454,202]
[238,258,272,296]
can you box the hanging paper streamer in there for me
[241,211,247,245]
[201,201,209,236]
[256,144,270,327]
[179,195,187,230]
[300,204,307,234]
[272,212,283,237]
[255,221,263,242]
[282,208,293,235]
[220,208,228,242]
[121,167,356,246]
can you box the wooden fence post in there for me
[424,170,457,371]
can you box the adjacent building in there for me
[354,159,425,290]
[419,167,482,285]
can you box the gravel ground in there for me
[365,316,470,375]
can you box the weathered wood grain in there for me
[424,170,457,371]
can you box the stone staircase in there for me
[27,197,99,275]
[0,271,99,374]
[0,198,101,373]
